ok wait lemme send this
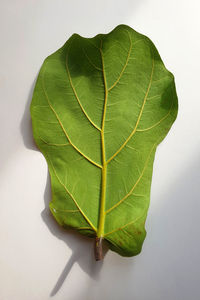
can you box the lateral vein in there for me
[104,212,146,237]
[106,143,156,214]
[108,30,132,92]
[66,51,101,131]
[136,98,173,132]
[82,47,102,71]
[42,62,102,169]
[106,56,155,164]
[49,157,97,232]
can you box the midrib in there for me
[97,44,107,238]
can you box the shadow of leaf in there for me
[41,173,106,297]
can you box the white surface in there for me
[0,1,200,299]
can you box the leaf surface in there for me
[31,25,178,257]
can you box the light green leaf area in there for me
[31,25,178,257]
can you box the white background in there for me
[0,1,200,299]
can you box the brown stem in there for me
[94,237,103,261]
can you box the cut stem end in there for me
[94,237,103,261]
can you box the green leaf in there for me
[30,24,178,258]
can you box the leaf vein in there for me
[82,47,102,71]
[39,137,70,147]
[49,157,97,232]
[104,212,146,237]
[66,50,101,131]
[108,30,132,92]
[136,98,174,132]
[106,143,156,214]
[97,40,108,238]
[42,62,102,169]
[106,56,155,164]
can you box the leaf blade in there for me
[31,24,178,257]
